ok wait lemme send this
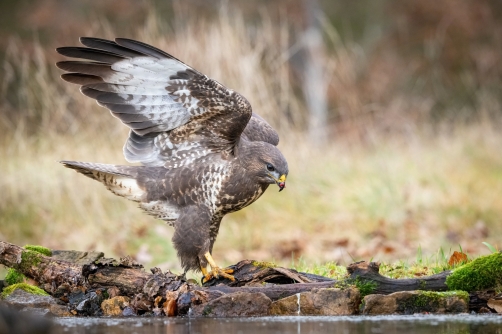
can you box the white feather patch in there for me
[91,171,145,202]
[140,200,180,223]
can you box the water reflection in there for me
[52,315,502,334]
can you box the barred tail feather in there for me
[60,161,146,201]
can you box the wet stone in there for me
[69,290,104,316]
[130,293,153,313]
[2,289,70,317]
[176,292,192,315]
[177,290,222,316]
[192,292,271,317]
[49,304,73,317]
[122,306,137,316]
[362,291,468,315]
[269,287,361,316]
[487,298,502,313]
[101,296,131,316]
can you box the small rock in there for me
[177,289,219,316]
[176,292,193,315]
[362,291,468,315]
[487,299,502,313]
[130,293,153,312]
[122,306,137,316]
[69,290,104,316]
[49,304,73,317]
[3,289,71,317]
[107,286,121,299]
[163,291,178,317]
[269,288,360,316]
[4,289,61,309]
[192,292,271,317]
[101,296,131,316]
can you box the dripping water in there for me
[296,293,301,316]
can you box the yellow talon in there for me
[201,252,235,283]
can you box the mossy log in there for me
[0,241,499,315]
[346,261,450,293]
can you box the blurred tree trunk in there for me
[303,0,328,144]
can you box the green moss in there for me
[4,268,25,285]
[19,250,44,272]
[446,252,502,291]
[2,245,51,287]
[332,279,352,290]
[202,305,213,316]
[252,261,277,268]
[416,291,468,306]
[403,291,468,313]
[329,277,377,297]
[1,283,48,298]
[354,278,377,297]
[23,245,52,257]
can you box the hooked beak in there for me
[277,174,286,192]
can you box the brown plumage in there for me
[57,38,288,281]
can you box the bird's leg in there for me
[200,252,235,283]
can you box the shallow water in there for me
[52,314,502,334]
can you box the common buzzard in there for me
[56,38,288,282]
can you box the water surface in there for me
[52,314,502,334]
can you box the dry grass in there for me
[1,3,502,276]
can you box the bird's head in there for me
[240,141,289,191]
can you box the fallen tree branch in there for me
[347,261,450,293]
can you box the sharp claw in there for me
[202,267,235,283]
[202,252,236,282]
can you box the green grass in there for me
[293,258,348,280]
[294,245,476,281]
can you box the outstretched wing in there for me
[56,37,252,167]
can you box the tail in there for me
[61,161,146,202]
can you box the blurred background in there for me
[0,0,501,274]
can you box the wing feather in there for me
[56,47,125,63]
[79,37,145,58]
[57,37,255,167]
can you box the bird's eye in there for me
[267,163,275,172]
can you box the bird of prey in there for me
[56,38,288,282]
